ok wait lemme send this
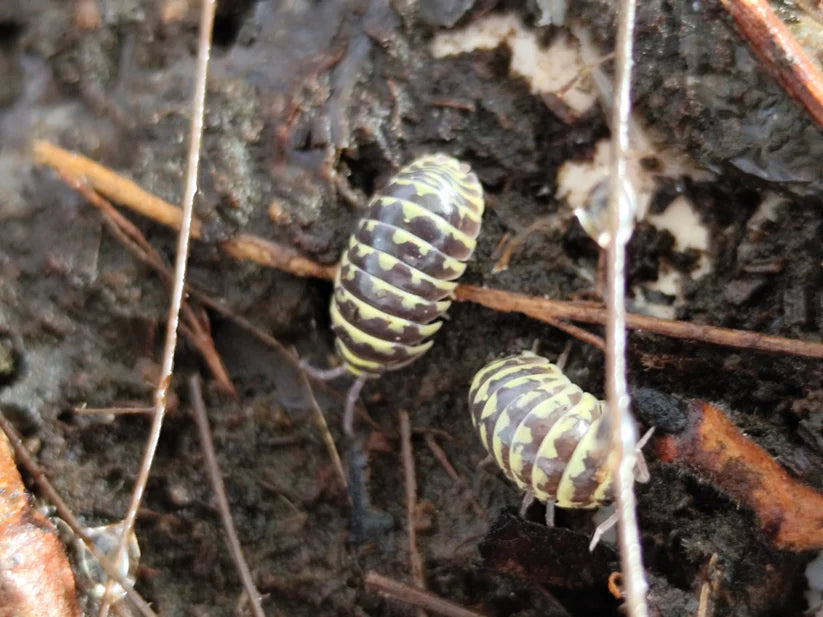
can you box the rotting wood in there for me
[645,395,823,551]
[0,431,81,617]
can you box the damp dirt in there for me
[0,1,821,616]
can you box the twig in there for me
[400,410,426,616]
[32,141,336,281]
[605,1,648,616]
[296,363,348,493]
[54,169,235,395]
[422,434,486,521]
[74,406,155,416]
[454,285,823,359]
[423,434,462,484]
[34,142,823,360]
[0,411,158,617]
[188,375,267,617]
[100,2,216,615]
[695,553,719,617]
[365,571,487,617]
[719,0,823,128]
[542,316,605,351]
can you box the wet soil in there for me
[0,1,821,616]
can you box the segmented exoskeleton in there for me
[325,153,484,434]
[468,351,615,508]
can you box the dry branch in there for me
[719,0,823,128]
[605,0,648,613]
[454,285,823,359]
[365,571,487,617]
[188,376,267,617]
[400,410,426,607]
[98,1,216,614]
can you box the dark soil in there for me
[0,1,821,616]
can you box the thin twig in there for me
[188,375,267,617]
[32,140,336,281]
[74,407,155,416]
[454,285,823,359]
[365,571,487,617]
[34,142,823,361]
[400,410,426,615]
[54,169,235,395]
[606,1,648,616]
[0,411,158,617]
[422,434,486,521]
[542,316,605,351]
[99,2,216,615]
[719,0,823,128]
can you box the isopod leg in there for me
[299,361,349,381]
[343,372,368,437]
[589,510,619,551]
[633,427,655,484]
[555,341,573,372]
[544,500,555,527]
[519,491,536,518]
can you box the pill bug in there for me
[331,153,484,377]
[468,351,615,509]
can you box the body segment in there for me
[469,352,614,508]
[331,154,484,376]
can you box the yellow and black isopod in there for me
[469,351,652,547]
[314,154,484,435]
[469,351,615,510]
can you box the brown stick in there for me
[400,410,426,612]
[188,376,268,617]
[719,0,823,128]
[34,141,823,360]
[657,400,823,551]
[33,140,336,281]
[365,571,487,617]
[541,316,605,352]
[454,285,823,359]
[54,169,236,395]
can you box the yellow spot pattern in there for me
[469,352,614,509]
[331,301,433,357]
[394,198,477,253]
[335,285,443,339]
[349,242,457,297]
[341,253,451,316]
[331,154,483,376]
